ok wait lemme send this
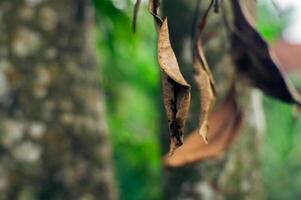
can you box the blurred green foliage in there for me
[92,0,161,199]
[257,1,301,199]
[262,97,301,200]
[256,1,291,42]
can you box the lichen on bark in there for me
[0,0,117,199]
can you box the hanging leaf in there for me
[230,0,301,105]
[148,0,162,30]
[158,18,191,156]
[145,1,190,156]
[148,0,160,16]
[193,41,216,143]
[132,0,141,32]
[163,86,242,167]
[192,2,216,143]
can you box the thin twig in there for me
[193,0,214,58]
[220,0,232,39]
[148,0,163,30]
[197,0,214,35]
[191,0,202,47]
[132,0,142,33]
[214,0,220,13]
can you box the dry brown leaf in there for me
[163,87,242,167]
[146,1,190,156]
[148,0,162,30]
[230,0,301,105]
[193,41,216,143]
[158,18,191,156]
[148,0,160,16]
[193,5,216,143]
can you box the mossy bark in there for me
[161,0,264,199]
[0,0,117,199]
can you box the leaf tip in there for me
[199,123,209,144]
[168,137,183,156]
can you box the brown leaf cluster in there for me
[131,0,301,166]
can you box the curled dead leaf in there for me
[230,0,301,105]
[158,18,191,156]
[148,0,160,16]
[192,5,216,143]
[148,0,162,29]
[163,86,242,167]
[193,41,216,143]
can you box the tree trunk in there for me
[0,0,117,199]
[161,0,264,199]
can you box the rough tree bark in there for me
[0,0,117,199]
[161,0,265,199]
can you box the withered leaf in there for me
[163,86,242,167]
[148,0,162,29]
[193,40,216,143]
[132,0,141,32]
[192,5,216,143]
[148,0,160,16]
[158,18,191,156]
[230,0,301,105]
